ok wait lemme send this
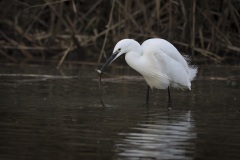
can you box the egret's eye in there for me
[113,48,121,54]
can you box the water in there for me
[0,64,239,160]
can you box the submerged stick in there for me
[96,69,106,107]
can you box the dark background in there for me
[0,0,239,64]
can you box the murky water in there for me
[0,64,239,160]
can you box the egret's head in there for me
[99,39,140,74]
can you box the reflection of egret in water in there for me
[115,111,196,159]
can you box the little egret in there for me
[98,38,197,108]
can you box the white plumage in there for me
[99,38,197,106]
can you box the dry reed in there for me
[0,0,239,64]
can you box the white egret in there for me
[98,38,197,108]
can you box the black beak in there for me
[98,50,120,74]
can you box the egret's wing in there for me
[158,39,190,69]
[142,38,183,61]
[153,49,191,89]
[155,39,197,81]
[142,38,197,82]
[143,38,190,63]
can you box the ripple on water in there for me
[115,111,196,159]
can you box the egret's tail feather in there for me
[189,66,198,81]
[182,55,197,81]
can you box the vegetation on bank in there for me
[0,0,239,65]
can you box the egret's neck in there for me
[125,51,143,73]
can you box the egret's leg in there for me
[146,85,150,103]
[167,87,172,109]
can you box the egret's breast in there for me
[143,75,170,89]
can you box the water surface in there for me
[0,64,239,160]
